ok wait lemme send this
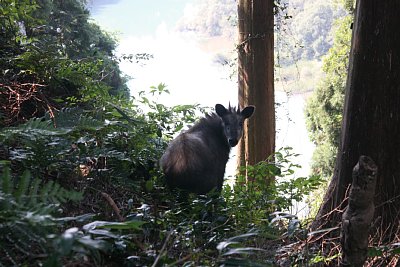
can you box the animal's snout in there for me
[228,138,238,147]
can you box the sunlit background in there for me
[87,0,315,207]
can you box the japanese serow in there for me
[160,104,255,194]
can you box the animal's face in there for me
[215,104,255,147]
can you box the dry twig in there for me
[101,192,124,222]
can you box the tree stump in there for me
[341,155,378,266]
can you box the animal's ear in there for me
[241,106,255,119]
[215,104,228,117]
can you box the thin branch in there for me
[151,231,173,267]
[101,192,124,222]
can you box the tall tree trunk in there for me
[237,0,275,180]
[313,0,400,240]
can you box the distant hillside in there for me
[176,0,237,38]
[176,0,346,64]
[287,0,346,61]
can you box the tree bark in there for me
[237,0,275,180]
[313,0,400,240]
[341,156,377,267]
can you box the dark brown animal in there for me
[160,104,255,194]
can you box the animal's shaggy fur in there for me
[160,104,254,194]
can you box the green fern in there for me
[0,108,108,145]
[0,167,83,266]
[0,118,64,144]
[1,166,11,194]
[48,108,107,131]
[40,180,82,204]
[14,170,30,203]
[28,177,41,206]
[1,167,82,206]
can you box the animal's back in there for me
[160,117,230,194]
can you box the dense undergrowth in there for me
[0,0,327,266]
[0,89,324,266]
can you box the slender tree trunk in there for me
[237,0,275,180]
[313,0,400,240]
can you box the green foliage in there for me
[0,165,84,266]
[0,0,40,45]
[26,140,318,266]
[0,84,322,266]
[275,0,347,66]
[139,83,205,139]
[308,252,340,265]
[135,147,321,266]
[129,193,277,266]
[233,147,322,214]
[1,0,333,265]
[0,89,200,181]
[305,13,353,180]
[0,165,82,206]
[0,82,206,265]
[0,0,129,126]
[291,1,338,60]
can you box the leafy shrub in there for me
[305,13,353,180]
[0,84,206,265]
[0,1,328,265]
[122,147,322,266]
[0,90,324,266]
[0,164,147,266]
[0,0,129,126]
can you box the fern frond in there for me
[1,167,83,206]
[14,170,30,203]
[0,118,66,144]
[28,178,41,206]
[50,108,106,131]
[1,108,109,145]
[1,167,12,194]
[40,180,54,203]
[37,179,83,204]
